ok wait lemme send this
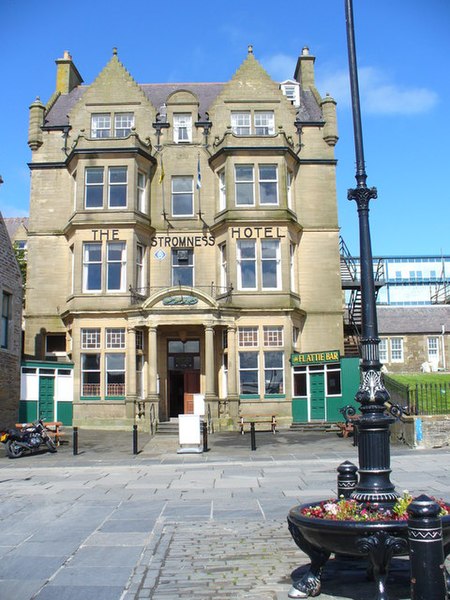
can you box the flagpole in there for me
[159,154,167,221]
[197,152,202,219]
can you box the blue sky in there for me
[0,0,449,256]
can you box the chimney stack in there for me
[55,51,83,94]
[294,47,316,89]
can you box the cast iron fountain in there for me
[287,1,450,599]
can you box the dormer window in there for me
[173,113,192,143]
[280,81,300,107]
[231,111,274,136]
[91,112,134,138]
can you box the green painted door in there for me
[39,376,55,421]
[310,373,325,420]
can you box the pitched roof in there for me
[3,217,29,240]
[377,305,450,334]
[44,82,322,128]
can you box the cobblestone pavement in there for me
[0,430,449,600]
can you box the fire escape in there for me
[340,237,385,356]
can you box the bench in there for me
[239,415,277,435]
[15,421,64,446]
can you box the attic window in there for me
[173,114,192,143]
[280,82,300,107]
[91,113,134,138]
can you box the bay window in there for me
[237,239,281,290]
[261,240,280,289]
[81,353,101,397]
[108,167,127,208]
[237,240,256,289]
[106,353,125,396]
[83,243,102,292]
[235,165,254,206]
[239,351,259,395]
[259,165,278,205]
[85,168,104,208]
[264,351,284,394]
[85,166,128,209]
[137,172,146,213]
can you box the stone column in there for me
[226,324,240,419]
[147,326,158,398]
[204,324,215,399]
[126,326,137,419]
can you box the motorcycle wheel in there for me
[6,440,25,459]
[45,438,57,453]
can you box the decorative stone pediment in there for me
[142,287,218,310]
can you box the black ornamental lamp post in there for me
[345,0,398,507]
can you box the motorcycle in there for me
[1,420,57,458]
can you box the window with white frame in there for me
[114,113,134,137]
[85,167,128,209]
[258,165,278,205]
[261,240,280,289]
[235,165,254,206]
[136,244,145,290]
[105,353,125,396]
[379,338,388,363]
[91,112,134,138]
[218,169,226,211]
[263,326,283,347]
[264,351,284,394]
[81,328,101,349]
[107,242,126,292]
[231,110,274,135]
[290,243,295,291]
[172,249,194,286]
[91,113,111,138]
[171,176,193,216]
[238,327,258,347]
[390,338,404,362]
[219,243,227,288]
[108,167,127,208]
[137,172,146,213]
[237,239,281,290]
[106,328,125,349]
[237,240,256,289]
[287,169,293,209]
[83,243,102,292]
[173,113,192,142]
[427,336,439,363]
[254,111,275,135]
[239,351,259,394]
[292,326,300,347]
[85,168,104,208]
[231,111,251,135]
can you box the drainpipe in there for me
[441,325,446,371]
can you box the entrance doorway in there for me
[167,339,200,418]
[39,375,55,421]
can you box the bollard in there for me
[72,426,78,456]
[337,461,358,499]
[133,424,138,455]
[407,494,447,600]
[250,422,256,451]
[202,420,208,452]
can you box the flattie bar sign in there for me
[291,350,340,366]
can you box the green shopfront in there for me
[291,351,360,423]
[19,361,74,425]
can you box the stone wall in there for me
[391,414,450,449]
[0,213,23,427]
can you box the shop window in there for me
[81,353,101,396]
[326,364,341,396]
[172,249,194,286]
[106,353,125,396]
[293,368,307,397]
[264,351,284,394]
[239,351,259,394]
[171,176,194,216]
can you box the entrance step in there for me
[290,422,340,433]
[156,418,179,435]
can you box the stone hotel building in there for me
[22,46,354,430]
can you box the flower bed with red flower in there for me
[301,491,450,522]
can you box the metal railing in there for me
[430,281,450,304]
[384,376,450,416]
